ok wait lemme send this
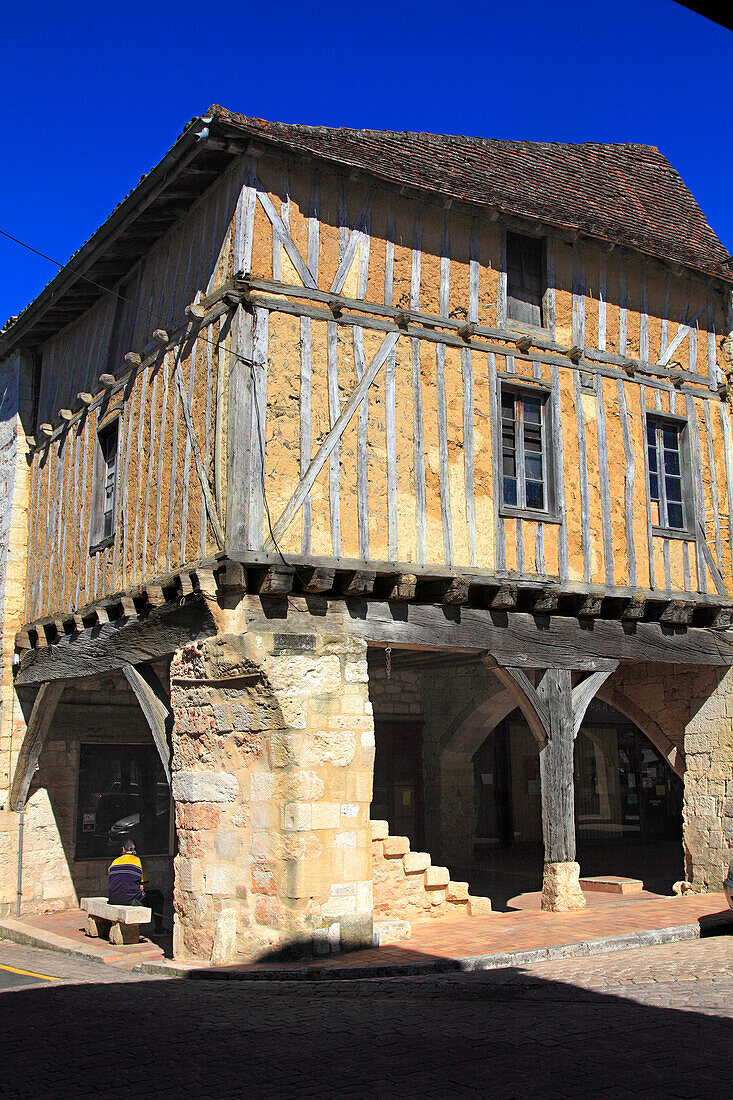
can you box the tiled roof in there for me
[211,105,731,280]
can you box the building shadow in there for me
[1,958,731,1097]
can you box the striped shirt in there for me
[107,854,147,905]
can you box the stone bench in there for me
[81,897,152,945]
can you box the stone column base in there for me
[541,861,586,912]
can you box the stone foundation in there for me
[171,629,375,963]
[541,861,586,912]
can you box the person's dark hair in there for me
[122,840,137,854]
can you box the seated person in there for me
[108,839,164,934]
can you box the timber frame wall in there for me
[14,142,733,637]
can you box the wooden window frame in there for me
[498,378,559,522]
[504,229,552,336]
[645,410,695,540]
[89,415,120,555]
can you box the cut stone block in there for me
[403,851,430,874]
[383,835,410,858]
[579,875,644,895]
[424,865,450,889]
[373,918,411,946]
[446,880,469,902]
[81,897,152,924]
[467,895,493,917]
[370,820,389,841]
[541,861,586,912]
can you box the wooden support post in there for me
[489,661,617,911]
[9,681,66,810]
[537,669,576,864]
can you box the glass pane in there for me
[525,453,543,481]
[647,440,658,473]
[526,480,544,509]
[647,422,656,446]
[667,502,683,529]
[524,426,542,453]
[649,473,659,500]
[503,453,516,477]
[662,424,679,450]
[665,477,682,502]
[663,449,680,476]
[523,397,541,425]
[501,393,515,419]
[503,477,517,506]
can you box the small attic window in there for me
[506,232,545,328]
[90,419,119,552]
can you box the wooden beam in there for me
[9,681,66,810]
[122,665,172,783]
[338,570,376,597]
[15,596,217,686]
[299,566,336,594]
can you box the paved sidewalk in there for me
[1,892,730,980]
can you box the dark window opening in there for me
[501,388,549,513]
[76,743,170,860]
[506,232,545,328]
[646,417,687,531]
[90,420,119,550]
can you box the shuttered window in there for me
[506,232,545,328]
[501,388,549,513]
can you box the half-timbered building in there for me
[1,106,732,960]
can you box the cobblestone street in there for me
[0,933,731,1098]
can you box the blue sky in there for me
[1,0,730,323]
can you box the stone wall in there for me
[171,629,375,963]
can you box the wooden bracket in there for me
[492,584,518,611]
[578,594,603,618]
[299,566,336,594]
[338,569,376,597]
[384,573,418,601]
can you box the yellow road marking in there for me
[0,963,60,982]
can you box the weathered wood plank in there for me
[596,376,614,586]
[551,364,569,582]
[200,322,214,559]
[300,315,312,554]
[638,395,656,589]
[141,373,158,582]
[686,393,707,592]
[9,681,66,810]
[327,319,341,557]
[660,272,671,360]
[545,237,556,335]
[488,353,506,572]
[435,344,453,566]
[330,195,372,295]
[165,347,181,573]
[122,664,172,782]
[153,352,171,574]
[462,347,477,567]
[572,244,585,348]
[619,264,628,357]
[248,307,269,551]
[703,400,722,571]
[353,327,370,559]
[412,338,427,565]
[658,303,705,367]
[640,265,649,363]
[616,379,636,587]
[263,332,400,551]
[538,668,576,862]
[719,400,733,581]
[572,369,592,582]
[496,229,507,328]
[597,253,606,351]
[468,217,479,324]
[132,364,150,586]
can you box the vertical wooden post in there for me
[537,668,576,864]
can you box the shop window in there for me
[646,416,691,533]
[90,419,119,552]
[500,385,554,516]
[76,744,170,860]
[506,231,546,328]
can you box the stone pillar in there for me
[537,670,585,912]
[171,629,374,963]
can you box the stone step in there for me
[579,875,644,895]
[373,918,412,946]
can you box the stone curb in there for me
[137,915,733,982]
[3,912,731,983]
